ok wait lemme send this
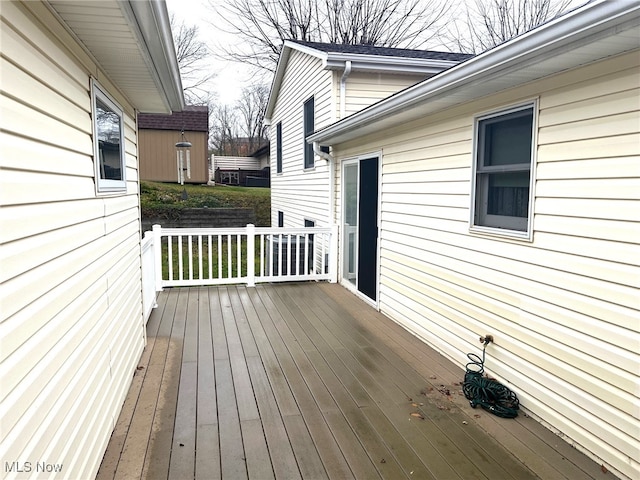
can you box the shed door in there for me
[342,157,379,303]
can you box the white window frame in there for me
[92,80,126,193]
[470,101,538,240]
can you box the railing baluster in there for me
[217,235,222,279]
[236,234,241,278]
[188,235,193,280]
[321,232,325,275]
[178,235,183,281]
[167,234,173,281]
[304,233,309,275]
[277,234,282,276]
[294,234,299,275]
[198,235,203,280]
[268,234,273,277]
[227,234,232,278]
[208,235,213,280]
[286,234,291,275]
[260,234,265,277]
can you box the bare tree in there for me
[171,15,215,104]
[210,0,450,72]
[236,84,270,152]
[209,84,270,156]
[445,0,574,54]
[210,104,241,155]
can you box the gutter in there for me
[325,54,459,74]
[125,0,185,112]
[308,0,640,145]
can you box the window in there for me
[92,81,125,192]
[276,122,283,173]
[303,97,314,169]
[278,211,284,227]
[472,103,536,235]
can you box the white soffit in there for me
[46,0,183,113]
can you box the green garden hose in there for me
[463,340,520,419]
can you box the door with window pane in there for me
[342,157,379,302]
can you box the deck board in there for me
[99,283,612,480]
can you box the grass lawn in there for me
[140,181,271,226]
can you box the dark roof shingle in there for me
[138,105,208,132]
[289,40,474,62]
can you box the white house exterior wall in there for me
[1,3,145,478]
[213,155,262,170]
[339,71,427,118]
[270,50,333,227]
[332,51,640,480]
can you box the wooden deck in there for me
[97,283,609,480]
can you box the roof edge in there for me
[125,0,185,113]
[266,39,469,121]
[308,0,640,145]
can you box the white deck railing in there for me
[150,224,338,290]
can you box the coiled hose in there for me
[462,341,520,418]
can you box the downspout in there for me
[339,60,352,119]
[313,142,335,229]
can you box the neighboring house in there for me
[305,2,640,479]
[265,40,472,228]
[0,1,183,478]
[212,145,270,187]
[251,142,271,169]
[138,105,209,184]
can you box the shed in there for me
[138,105,209,184]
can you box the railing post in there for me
[153,224,163,292]
[246,224,255,287]
[329,224,339,283]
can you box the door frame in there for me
[340,152,382,308]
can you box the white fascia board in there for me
[308,0,640,145]
[265,45,291,123]
[124,0,184,112]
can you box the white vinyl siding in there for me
[213,155,263,170]
[1,3,145,479]
[340,71,427,118]
[270,50,332,227]
[332,50,639,480]
[270,52,430,229]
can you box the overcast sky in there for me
[166,0,248,105]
